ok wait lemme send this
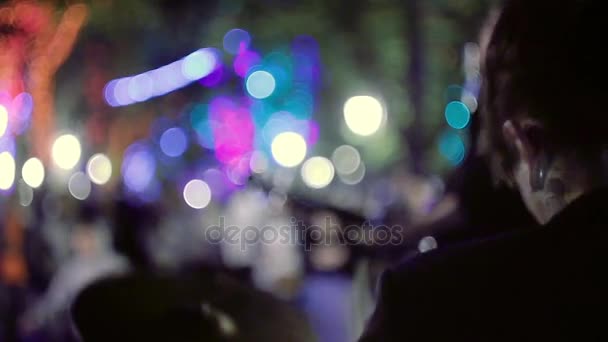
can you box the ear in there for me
[502,120,532,165]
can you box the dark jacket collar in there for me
[540,187,608,240]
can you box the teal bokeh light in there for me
[439,130,466,165]
[190,104,215,149]
[445,101,471,129]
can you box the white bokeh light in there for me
[18,180,33,206]
[245,70,276,99]
[0,152,16,190]
[0,105,8,138]
[68,172,91,200]
[86,153,112,185]
[52,134,81,170]
[249,150,269,174]
[343,95,384,136]
[301,157,335,189]
[271,132,307,168]
[331,145,361,175]
[182,49,217,81]
[338,161,366,185]
[183,179,212,209]
[418,236,438,253]
[461,91,478,113]
[22,157,45,188]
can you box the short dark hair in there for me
[481,0,608,180]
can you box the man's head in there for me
[481,0,608,223]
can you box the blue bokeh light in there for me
[160,127,188,157]
[223,28,251,55]
[445,101,471,129]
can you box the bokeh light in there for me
[418,236,438,253]
[261,111,313,145]
[122,143,156,193]
[249,150,269,174]
[18,180,33,207]
[271,132,307,167]
[104,49,219,107]
[198,64,225,87]
[291,35,321,85]
[11,92,34,135]
[461,91,478,113]
[22,157,45,188]
[225,157,251,185]
[0,104,8,138]
[127,73,154,102]
[182,49,217,81]
[190,104,215,150]
[103,79,120,107]
[68,171,91,200]
[0,151,16,191]
[183,179,212,209]
[444,85,464,103]
[209,97,255,164]
[51,134,81,170]
[301,157,335,189]
[203,168,234,203]
[262,54,292,97]
[439,131,466,165]
[223,28,251,55]
[338,161,366,185]
[284,88,314,119]
[234,50,261,78]
[246,70,276,99]
[331,145,361,175]
[306,120,320,146]
[159,127,188,157]
[0,135,15,156]
[343,96,384,136]
[113,78,132,106]
[86,153,112,185]
[445,101,471,129]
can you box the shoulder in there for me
[394,230,521,280]
[359,230,529,341]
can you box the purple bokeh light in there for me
[10,92,33,135]
[104,49,219,107]
[209,97,255,165]
[199,64,225,88]
[234,50,262,78]
[122,142,157,193]
[202,168,236,202]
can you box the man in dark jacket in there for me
[360,0,608,340]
